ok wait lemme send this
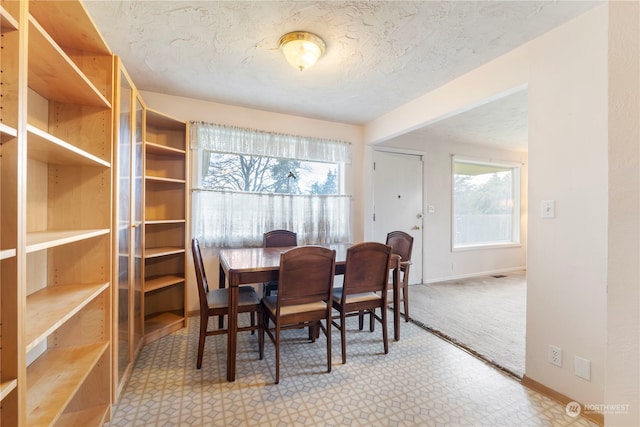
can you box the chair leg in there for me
[369,309,375,332]
[403,283,410,321]
[251,311,256,334]
[358,311,364,330]
[381,304,389,354]
[340,311,347,364]
[275,323,280,384]
[197,315,207,369]
[258,310,265,360]
[326,317,332,373]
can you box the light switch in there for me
[542,200,555,218]
[427,205,435,214]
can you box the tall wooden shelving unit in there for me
[1,2,22,426]
[1,1,114,425]
[142,109,188,345]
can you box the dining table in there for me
[218,242,402,382]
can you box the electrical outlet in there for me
[548,345,562,367]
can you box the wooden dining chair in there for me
[386,230,414,321]
[262,229,298,296]
[259,245,336,384]
[332,242,392,363]
[191,238,261,369]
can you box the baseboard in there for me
[521,376,604,426]
[424,266,527,284]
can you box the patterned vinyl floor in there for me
[105,314,599,427]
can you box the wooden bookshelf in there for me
[142,109,188,344]
[1,1,114,424]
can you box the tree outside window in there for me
[202,153,339,195]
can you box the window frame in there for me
[451,156,522,251]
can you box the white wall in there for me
[605,2,640,426]
[366,4,612,412]
[139,92,364,312]
[526,4,608,408]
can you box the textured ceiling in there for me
[84,1,600,147]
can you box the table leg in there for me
[393,258,401,341]
[219,264,238,382]
[226,283,238,381]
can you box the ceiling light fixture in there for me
[278,31,326,71]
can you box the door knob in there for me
[412,225,420,230]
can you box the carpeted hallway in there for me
[408,270,526,378]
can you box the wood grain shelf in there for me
[28,1,110,55]
[145,176,186,184]
[26,342,109,427]
[0,248,17,260]
[26,283,109,352]
[27,125,110,167]
[55,405,109,427]
[0,379,18,401]
[143,311,184,344]
[0,122,18,140]
[144,275,184,293]
[144,246,185,259]
[146,142,186,156]
[28,16,110,108]
[0,5,19,32]
[26,229,110,253]
[145,219,186,225]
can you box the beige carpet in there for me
[407,270,526,378]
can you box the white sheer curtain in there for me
[191,122,352,248]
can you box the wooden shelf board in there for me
[145,176,186,184]
[27,341,109,427]
[26,282,109,352]
[145,219,186,225]
[28,16,110,108]
[144,275,184,293]
[144,312,185,345]
[29,1,110,54]
[0,122,18,140]
[146,142,186,156]
[144,246,185,258]
[27,125,110,167]
[0,379,18,401]
[0,5,19,32]
[146,108,186,130]
[0,248,17,260]
[26,229,110,253]
[55,404,109,427]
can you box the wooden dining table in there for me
[218,242,402,382]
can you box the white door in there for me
[373,150,423,284]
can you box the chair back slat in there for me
[191,238,210,311]
[386,230,413,262]
[278,246,335,306]
[264,230,297,248]
[343,242,392,295]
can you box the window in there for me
[202,153,341,195]
[452,157,521,249]
[191,122,351,248]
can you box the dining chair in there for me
[262,229,298,296]
[259,245,336,384]
[386,230,414,322]
[332,242,392,363]
[192,238,261,369]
